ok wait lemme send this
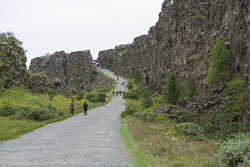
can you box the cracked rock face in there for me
[0,42,28,88]
[29,50,97,92]
[98,0,250,96]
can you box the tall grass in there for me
[123,117,215,167]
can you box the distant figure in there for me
[113,91,115,96]
[116,91,118,96]
[70,99,75,116]
[84,101,88,116]
[121,82,123,86]
[117,77,119,81]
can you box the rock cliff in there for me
[0,41,28,89]
[29,50,97,93]
[98,0,250,96]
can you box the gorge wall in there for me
[98,0,250,96]
[29,50,97,93]
[0,41,28,89]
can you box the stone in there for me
[0,41,28,88]
[97,0,250,97]
[29,50,97,93]
[153,104,172,114]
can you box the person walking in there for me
[70,99,75,116]
[117,77,119,81]
[113,91,115,96]
[84,101,88,116]
[116,91,118,97]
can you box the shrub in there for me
[216,133,250,167]
[76,91,84,101]
[133,65,142,83]
[205,37,232,85]
[155,114,167,122]
[96,92,106,103]
[27,104,59,121]
[47,89,57,101]
[123,90,139,99]
[0,104,19,117]
[86,93,94,100]
[121,108,137,118]
[85,83,92,92]
[164,72,179,105]
[134,111,156,122]
[142,97,153,108]
[175,122,205,141]
[128,80,133,89]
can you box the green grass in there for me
[120,118,155,167]
[121,117,215,167]
[0,83,116,142]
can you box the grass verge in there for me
[120,118,154,167]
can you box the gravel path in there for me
[0,69,133,167]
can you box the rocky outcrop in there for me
[91,72,116,90]
[29,50,97,92]
[98,0,250,96]
[0,41,28,88]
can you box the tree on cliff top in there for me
[205,38,232,85]
[0,32,23,48]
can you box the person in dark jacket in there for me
[84,101,88,116]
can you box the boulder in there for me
[153,104,172,115]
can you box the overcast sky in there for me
[0,0,164,67]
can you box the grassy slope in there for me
[0,81,116,142]
[120,78,216,166]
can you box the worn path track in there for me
[0,69,133,167]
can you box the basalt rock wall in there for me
[98,0,250,96]
[0,41,28,88]
[29,50,97,92]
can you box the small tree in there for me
[133,65,142,83]
[47,89,57,101]
[205,38,232,85]
[164,72,179,105]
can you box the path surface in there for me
[0,69,133,167]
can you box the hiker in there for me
[117,77,119,81]
[120,90,122,96]
[121,82,123,86]
[70,99,75,116]
[84,101,88,116]
[116,91,118,96]
[113,91,115,96]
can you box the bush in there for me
[128,80,133,90]
[134,111,156,122]
[216,133,250,167]
[205,38,232,85]
[76,91,84,101]
[121,108,137,118]
[86,93,94,100]
[155,114,168,122]
[175,122,206,140]
[123,90,139,99]
[164,72,179,105]
[96,92,106,103]
[27,104,59,121]
[47,89,57,101]
[85,83,92,92]
[0,104,19,117]
[142,97,153,108]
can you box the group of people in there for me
[113,90,125,96]
[70,100,88,116]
